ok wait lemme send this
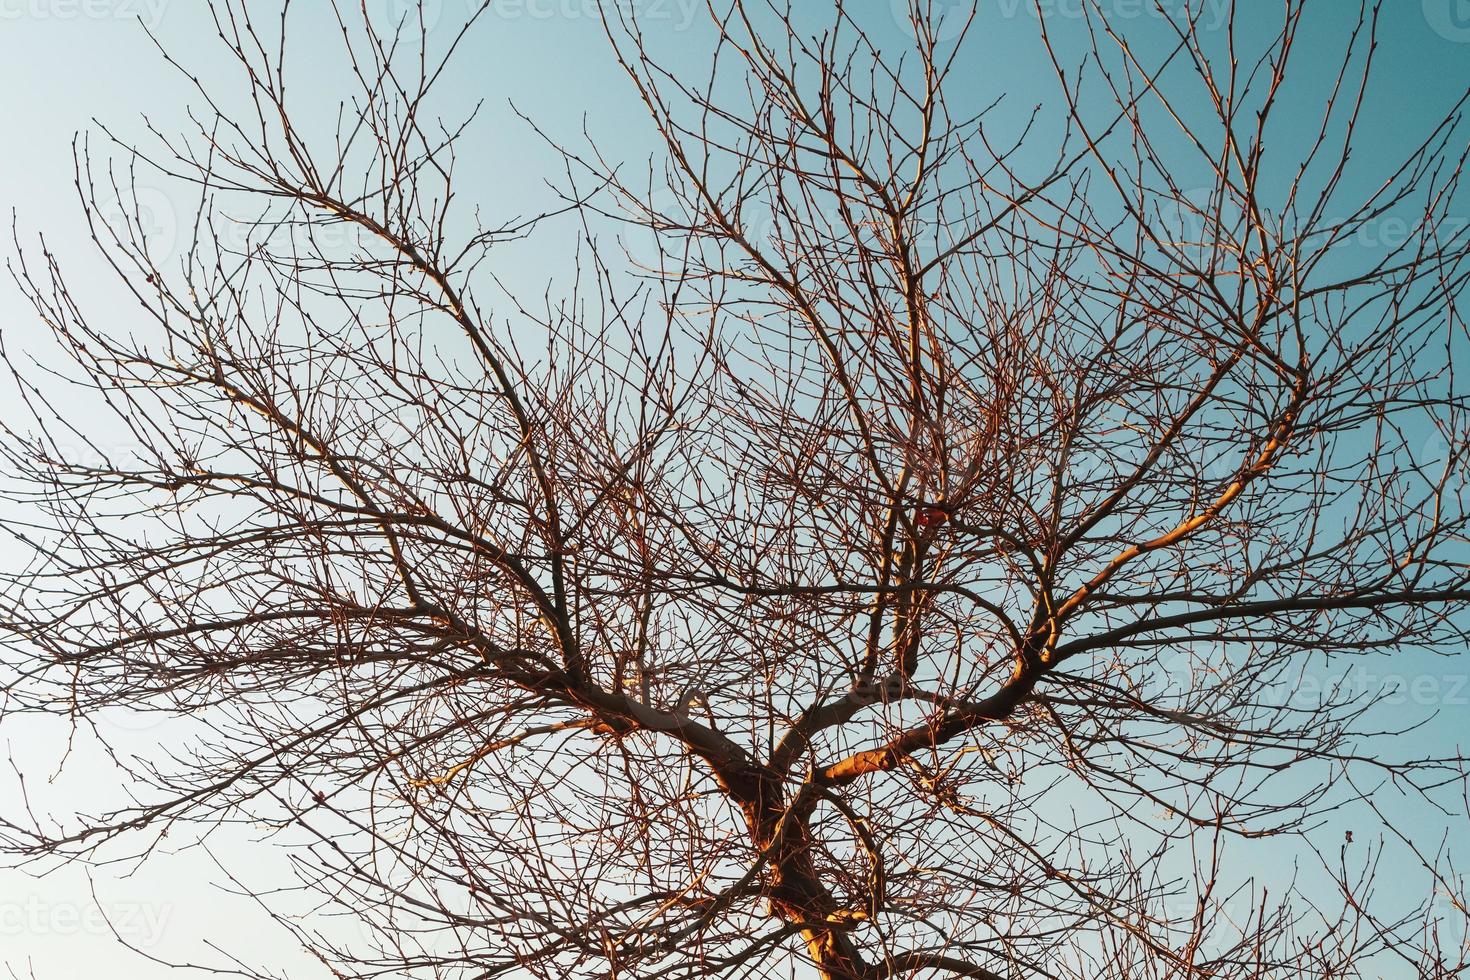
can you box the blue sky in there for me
[1,2,1468,976]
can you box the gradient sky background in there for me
[1,1,1468,977]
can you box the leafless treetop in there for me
[3,2,1470,978]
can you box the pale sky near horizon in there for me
[1,2,1469,977]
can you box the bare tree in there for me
[3,2,1470,977]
